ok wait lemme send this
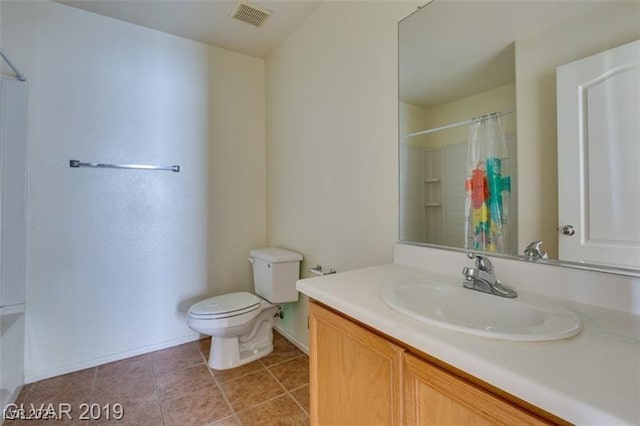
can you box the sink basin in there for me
[380,279,582,341]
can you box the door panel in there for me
[557,40,640,268]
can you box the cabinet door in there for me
[309,302,404,426]
[404,353,548,425]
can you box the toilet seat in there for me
[188,292,261,320]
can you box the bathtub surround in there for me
[0,77,28,415]
[1,0,266,382]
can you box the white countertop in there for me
[297,264,640,425]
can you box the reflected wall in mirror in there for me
[399,0,640,271]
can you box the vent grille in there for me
[232,2,272,28]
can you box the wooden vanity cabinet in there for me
[309,301,556,426]
[309,299,404,425]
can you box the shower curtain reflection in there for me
[464,114,512,253]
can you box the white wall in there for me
[399,102,426,242]
[1,0,266,381]
[399,142,424,242]
[265,1,419,348]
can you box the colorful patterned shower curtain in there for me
[464,114,511,253]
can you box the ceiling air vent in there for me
[231,2,273,28]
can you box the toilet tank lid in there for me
[250,247,303,263]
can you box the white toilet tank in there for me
[249,247,303,303]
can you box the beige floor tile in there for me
[211,360,264,384]
[149,342,203,375]
[273,329,286,341]
[161,385,231,426]
[4,406,89,426]
[236,394,309,426]
[22,369,95,418]
[93,403,163,426]
[289,385,310,414]
[260,338,303,367]
[95,355,153,388]
[219,370,285,412]
[30,368,96,398]
[14,336,308,426]
[194,337,211,357]
[209,415,241,426]
[13,386,31,405]
[155,364,216,401]
[268,356,309,391]
[92,376,158,415]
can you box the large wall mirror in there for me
[399,0,640,274]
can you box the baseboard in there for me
[24,332,201,384]
[273,324,309,355]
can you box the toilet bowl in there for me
[187,247,302,370]
[188,292,278,370]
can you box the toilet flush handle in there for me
[248,257,255,264]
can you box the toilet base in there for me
[208,338,274,370]
[207,305,277,370]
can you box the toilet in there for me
[187,247,302,370]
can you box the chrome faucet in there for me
[524,240,548,261]
[462,253,517,298]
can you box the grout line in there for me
[288,383,309,393]
[200,345,239,424]
[261,353,307,370]
[148,355,166,426]
[87,368,99,426]
[194,336,309,423]
[233,392,290,419]
[263,363,309,418]
[203,414,241,426]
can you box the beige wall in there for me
[401,83,516,150]
[265,1,418,347]
[400,101,430,147]
[208,46,266,297]
[417,83,516,150]
[515,2,640,259]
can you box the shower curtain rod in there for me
[403,109,515,138]
[0,51,27,82]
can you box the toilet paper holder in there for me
[310,264,336,276]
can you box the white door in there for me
[557,40,640,269]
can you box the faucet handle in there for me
[466,252,493,272]
[524,240,548,260]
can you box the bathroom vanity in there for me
[309,301,556,425]
[297,244,640,425]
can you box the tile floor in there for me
[8,331,309,426]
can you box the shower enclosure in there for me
[0,63,28,411]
